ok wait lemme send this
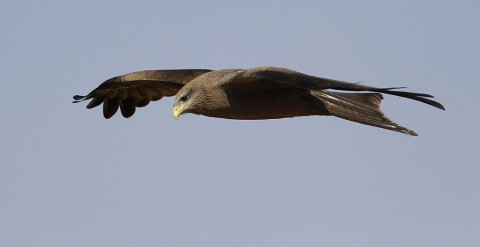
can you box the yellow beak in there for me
[173,105,185,120]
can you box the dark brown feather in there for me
[86,98,103,109]
[103,99,120,119]
[120,100,136,118]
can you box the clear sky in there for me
[1,0,479,246]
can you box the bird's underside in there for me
[73,66,444,136]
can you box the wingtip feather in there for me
[73,95,85,100]
[73,95,87,103]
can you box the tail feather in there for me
[313,91,418,136]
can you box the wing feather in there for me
[103,99,120,119]
[73,69,212,118]
[231,66,445,110]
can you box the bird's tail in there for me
[312,91,418,136]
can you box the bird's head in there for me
[173,85,209,119]
[173,88,192,119]
[173,83,230,120]
[173,71,234,119]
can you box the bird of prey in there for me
[73,66,444,136]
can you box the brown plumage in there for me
[73,66,444,136]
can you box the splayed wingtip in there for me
[72,95,87,103]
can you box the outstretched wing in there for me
[227,66,445,110]
[73,69,212,118]
[217,66,444,135]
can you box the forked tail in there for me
[312,91,418,136]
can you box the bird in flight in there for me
[73,66,444,136]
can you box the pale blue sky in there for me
[1,0,479,246]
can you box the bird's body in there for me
[74,66,444,136]
[180,69,324,120]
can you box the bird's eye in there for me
[180,95,188,102]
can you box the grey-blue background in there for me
[1,0,478,246]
